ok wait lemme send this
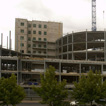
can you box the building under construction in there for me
[1,18,106,97]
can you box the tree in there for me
[0,74,25,106]
[33,65,68,106]
[71,70,106,106]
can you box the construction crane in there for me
[92,0,96,31]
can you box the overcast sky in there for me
[0,0,106,49]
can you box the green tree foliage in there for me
[0,74,25,106]
[33,65,68,106]
[71,70,106,106]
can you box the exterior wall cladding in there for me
[1,18,106,96]
[15,18,63,58]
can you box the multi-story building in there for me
[15,18,63,58]
[1,18,106,98]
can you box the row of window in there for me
[20,43,47,48]
[20,29,47,35]
[28,31,47,35]
[20,22,47,28]
[28,44,46,48]
[28,37,47,41]
[20,36,47,41]
[28,51,46,54]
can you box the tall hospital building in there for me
[15,18,63,58]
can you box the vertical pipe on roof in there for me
[7,36,8,49]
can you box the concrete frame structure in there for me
[1,46,106,96]
[56,31,106,61]
[2,19,106,97]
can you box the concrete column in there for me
[95,55,97,61]
[44,60,47,78]
[86,29,88,60]
[104,29,106,61]
[17,59,22,84]
[72,31,74,60]
[59,62,61,82]
[44,60,46,73]
[17,59,19,84]
[6,62,8,70]
[20,60,22,83]
[101,64,103,74]
[79,63,81,77]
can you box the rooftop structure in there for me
[56,31,106,61]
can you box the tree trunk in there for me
[49,102,52,106]
[91,101,92,106]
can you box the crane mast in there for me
[92,0,96,31]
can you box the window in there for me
[28,37,31,41]
[33,51,36,53]
[28,51,31,53]
[38,38,41,41]
[28,24,31,27]
[20,36,24,40]
[44,51,46,54]
[44,38,47,41]
[44,25,47,28]
[44,32,47,35]
[21,22,24,26]
[33,24,36,27]
[20,50,24,53]
[39,31,42,35]
[38,51,41,54]
[20,29,24,33]
[39,24,42,28]
[33,44,36,47]
[33,37,36,41]
[28,44,31,47]
[44,45,46,48]
[33,31,36,34]
[28,31,31,34]
[20,43,24,47]
[38,44,41,47]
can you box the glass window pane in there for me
[21,22,24,26]
[39,24,42,28]
[44,25,47,28]
[33,24,36,27]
